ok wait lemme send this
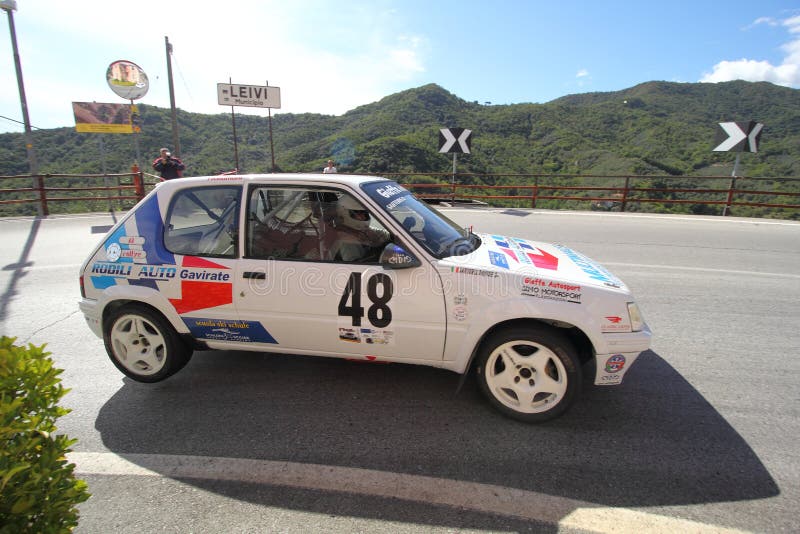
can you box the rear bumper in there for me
[79,298,103,338]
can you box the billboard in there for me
[72,102,140,134]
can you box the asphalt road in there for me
[0,208,798,533]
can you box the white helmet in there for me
[337,194,371,230]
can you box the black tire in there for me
[103,304,192,382]
[475,324,581,423]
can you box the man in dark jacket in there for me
[152,147,185,180]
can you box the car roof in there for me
[156,173,390,191]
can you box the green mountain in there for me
[1,80,798,217]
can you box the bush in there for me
[0,337,90,533]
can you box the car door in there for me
[233,183,447,360]
[160,184,244,340]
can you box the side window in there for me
[246,187,391,263]
[164,186,240,258]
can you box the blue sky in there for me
[0,0,798,133]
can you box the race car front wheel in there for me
[103,304,192,382]
[476,325,581,423]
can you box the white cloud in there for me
[701,14,800,87]
[748,16,779,28]
[576,68,589,78]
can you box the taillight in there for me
[79,275,86,298]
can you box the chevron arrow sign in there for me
[713,121,763,152]
[439,128,472,154]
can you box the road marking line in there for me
[443,208,800,226]
[68,452,747,533]
[604,262,800,279]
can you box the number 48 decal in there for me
[338,272,393,328]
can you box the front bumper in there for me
[593,324,652,385]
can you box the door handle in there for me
[243,271,266,280]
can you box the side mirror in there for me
[380,243,420,269]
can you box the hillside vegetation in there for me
[0,80,798,218]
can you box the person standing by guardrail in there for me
[322,159,337,174]
[152,147,185,180]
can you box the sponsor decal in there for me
[183,318,277,344]
[492,235,510,248]
[488,250,509,269]
[119,236,145,246]
[385,196,407,210]
[106,243,121,261]
[525,248,559,270]
[499,247,518,263]
[120,249,146,261]
[90,196,235,315]
[168,257,233,314]
[520,277,582,304]
[375,184,405,199]
[454,294,467,305]
[91,262,133,276]
[89,260,232,282]
[453,305,468,321]
[601,315,631,332]
[496,236,559,271]
[508,240,532,265]
[553,244,621,286]
[339,327,361,343]
[605,354,626,373]
[104,234,148,263]
[91,255,234,313]
[360,327,394,345]
[339,327,394,345]
[600,374,623,384]
[451,266,499,278]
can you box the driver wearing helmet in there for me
[327,194,390,262]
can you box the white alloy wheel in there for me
[484,340,568,413]
[476,325,580,422]
[103,304,192,382]
[109,314,168,376]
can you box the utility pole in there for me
[229,77,239,172]
[165,36,180,157]
[2,0,43,216]
[267,80,275,172]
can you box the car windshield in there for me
[361,181,480,258]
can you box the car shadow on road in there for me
[94,348,778,527]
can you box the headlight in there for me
[627,302,645,332]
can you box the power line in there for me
[170,51,193,106]
[0,114,41,129]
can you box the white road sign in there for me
[713,121,763,152]
[217,83,281,109]
[439,127,472,154]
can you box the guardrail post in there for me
[531,177,539,209]
[621,176,630,212]
[723,177,736,216]
[132,164,144,200]
[37,173,48,216]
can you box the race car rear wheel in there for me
[103,304,192,382]
[476,325,581,422]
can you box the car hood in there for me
[450,233,627,290]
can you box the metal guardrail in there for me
[0,170,797,217]
[383,173,800,215]
[0,166,149,216]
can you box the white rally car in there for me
[79,174,651,422]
